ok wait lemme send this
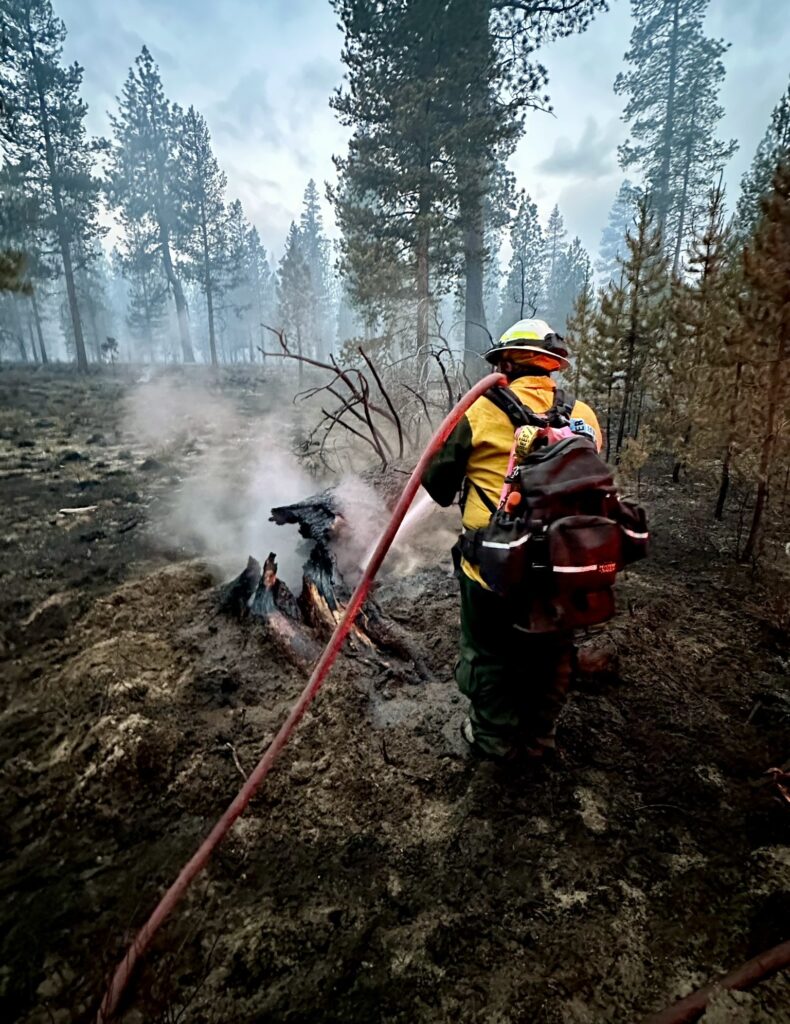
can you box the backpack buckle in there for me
[529,525,550,570]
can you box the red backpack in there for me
[458,386,648,632]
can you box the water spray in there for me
[361,487,437,570]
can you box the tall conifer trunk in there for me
[31,292,48,364]
[416,184,430,363]
[742,336,786,561]
[657,0,680,241]
[200,203,218,366]
[159,223,194,362]
[27,318,39,363]
[463,195,488,380]
[24,9,88,372]
[714,360,742,520]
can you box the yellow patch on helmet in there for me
[500,326,542,342]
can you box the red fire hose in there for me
[643,938,790,1024]
[97,371,507,1022]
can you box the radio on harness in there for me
[459,385,648,632]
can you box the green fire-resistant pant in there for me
[455,572,575,759]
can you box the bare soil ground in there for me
[1,365,788,1024]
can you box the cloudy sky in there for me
[58,0,789,263]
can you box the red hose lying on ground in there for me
[97,371,508,1022]
[643,938,790,1024]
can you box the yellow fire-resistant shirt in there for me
[421,376,602,588]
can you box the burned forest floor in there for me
[1,364,789,1024]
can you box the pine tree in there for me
[660,182,735,481]
[554,237,592,335]
[565,261,596,394]
[108,46,194,362]
[125,256,169,361]
[739,161,790,561]
[221,201,274,362]
[499,191,544,333]
[542,204,568,328]
[299,179,334,361]
[222,199,253,361]
[331,1,607,371]
[177,105,227,366]
[667,34,736,272]
[590,274,628,461]
[615,0,736,269]
[597,179,640,284]
[73,242,115,362]
[277,222,311,381]
[456,0,607,373]
[245,224,275,357]
[0,0,105,371]
[330,1,461,358]
[449,2,505,373]
[115,218,169,362]
[736,79,790,239]
[615,195,669,456]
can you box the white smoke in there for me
[122,373,238,448]
[123,374,314,587]
[123,373,459,590]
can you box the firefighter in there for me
[421,319,602,762]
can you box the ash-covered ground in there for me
[1,365,788,1024]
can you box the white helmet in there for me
[484,318,570,371]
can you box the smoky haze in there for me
[122,374,458,589]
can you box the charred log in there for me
[247,554,321,668]
[360,601,433,683]
[269,491,340,544]
[217,556,261,618]
[222,473,430,676]
[299,545,340,635]
[269,465,408,544]
[249,553,301,621]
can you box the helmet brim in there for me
[483,342,570,371]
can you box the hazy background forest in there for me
[1,0,789,559]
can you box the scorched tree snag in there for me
[216,553,320,669]
[219,482,433,681]
[258,325,406,468]
[270,490,340,544]
[216,556,261,618]
[250,553,302,622]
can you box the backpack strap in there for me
[459,478,498,516]
[484,386,544,428]
[548,387,576,426]
[471,481,498,516]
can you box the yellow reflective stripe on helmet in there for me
[500,328,542,342]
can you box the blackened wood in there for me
[217,556,261,618]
